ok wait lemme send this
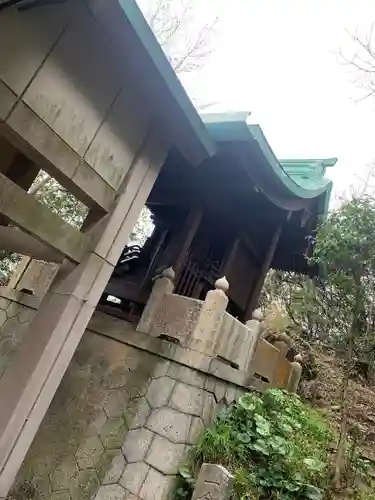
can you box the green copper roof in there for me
[202,115,336,215]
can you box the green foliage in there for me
[33,173,88,229]
[177,389,332,500]
[0,250,20,286]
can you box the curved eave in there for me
[204,118,336,215]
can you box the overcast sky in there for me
[175,0,375,201]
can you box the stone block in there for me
[204,377,216,393]
[103,389,130,418]
[146,377,175,408]
[168,363,206,389]
[96,449,126,485]
[191,464,234,500]
[201,392,217,426]
[94,484,128,500]
[106,362,132,389]
[152,360,171,378]
[100,417,128,450]
[147,407,191,444]
[122,428,154,463]
[70,469,100,500]
[170,383,203,416]
[76,435,104,469]
[173,347,211,372]
[146,435,185,475]
[213,381,227,403]
[225,386,237,405]
[124,397,151,429]
[139,467,174,500]
[188,417,205,445]
[120,462,150,495]
[50,459,79,491]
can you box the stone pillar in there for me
[192,464,234,500]
[137,268,175,334]
[245,309,263,363]
[0,131,169,498]
[287,356,303,393]
[189,277,229,356]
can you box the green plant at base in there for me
[177,389,332,500]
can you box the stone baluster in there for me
[244,308,264,367]
[189,277,229,356]
[287,353,303,393]
[137,267,175,334]
[192,464,234,500]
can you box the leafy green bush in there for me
[180,389,332,500]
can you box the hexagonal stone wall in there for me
[8,330,244,500]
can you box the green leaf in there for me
[304,485,323,500]
[238,394,260,411]
[178,467,192,479]
[303,458,325,471]
[251,439,269,455]
[237,432,251,444]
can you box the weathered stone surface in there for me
[146,377,175,408]
[152,360,171,378]
[104,389,130,418]
[120,462,149,495]
[146,435,185,474]
[202,392,216,426]
[76,435,104,469]
[70,469,100,500]
[213,381,227,403]
[122,428,154,463]
[100,417,128,450]
[225,386,237,405]
[191,464,234,500]
[50,459,79,490]
[168,363,206,388]
[96,449,126,485]
[139,467,174,500]
[50,491,72,500]
[188,417,205,445]
[94,484,127,500]
[147,407,191,444]
[124,397,151,429]
[170,383,203,416]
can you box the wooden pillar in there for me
[164,206,202,278]
[244,213,290,321]
[220,236,241,275]
[0,131,168,497]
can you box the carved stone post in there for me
[245,308,264,357]
[192,464,234,500]
[137,267,175,334]
[287,354,303,393]
[189,277,229,356]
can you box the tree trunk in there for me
[331,276,361,490]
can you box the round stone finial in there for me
[161,267,175,281]
[252,308,263,321]
[294,353,303,364]
[215,276,229,293]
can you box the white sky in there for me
[177,0,375,201]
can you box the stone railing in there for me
[137,268,302,393]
